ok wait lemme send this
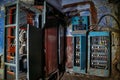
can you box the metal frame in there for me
[4,0,41,80]
[27,24,29,80]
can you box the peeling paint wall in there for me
[110,2,120,79]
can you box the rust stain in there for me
[66,37,73,68]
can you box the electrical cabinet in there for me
[4,2,42,80]
[4,5,28,79]
[44,3,66,79]
[72,16,89,74]
[72,16,89,31]
[88,31,111,77]
[72,33,87,73]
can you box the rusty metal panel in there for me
[45,27,58,76]
[59,37,65,64]
[65,36,73,69]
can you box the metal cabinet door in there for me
[45,27,58,76]
[28,25,44,80]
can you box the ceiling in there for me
[47,0,91,12]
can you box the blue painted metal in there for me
[0,10,4,54]
[89,31,110,36]
[72,16,80,25]
[88,31,111,77]
[71,16,89,31]
[71,16,89,74]
[72,33,87,74]
[0,0,15,5]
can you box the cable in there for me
[89,14,120,31]
[114,61,120,73]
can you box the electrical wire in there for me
[89,14,120,31]
[114,61,120,73]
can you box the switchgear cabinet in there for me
[72,33,87,73]
[72,16,89,74]
[88,31,111,77]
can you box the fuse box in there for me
[72,33,87,74]
[72,16,89,31]
[88,31,111,77]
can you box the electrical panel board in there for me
[88,31,111,77]
[72,33,87,74]
[72,16,89,74]
[72,16,89,31]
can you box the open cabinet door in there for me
[58,25,66,71]
[27,25,44,80]
[45,27,58,76]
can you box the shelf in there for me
[7,36,15,39]
[20,54,27,57]
[7,71,15,75]
[7,47,15,53]
[5,63,16,67]
[91,60,107,63]
[7,55,14,60]
[5,24,16,28]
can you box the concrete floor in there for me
[61,72,120,80]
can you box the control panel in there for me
[72,16,89,31]
[88,31,111,77]
[74,36,80,67]
[73,34,86,74]
[72,16,89,74]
